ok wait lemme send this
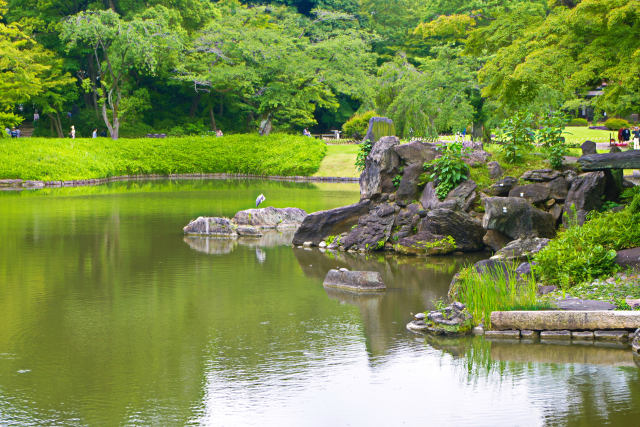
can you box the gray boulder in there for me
[183,216,238,237]
[292,200,371,246]
[407,302,473,335]
[483,197,556,239]
[340,203,397,250]
[483,229,512,251]
[487,161,503,179]
[420,180,477,212]
[521,169,561,182]
[581,140,597,155]
[393,141,438,165]
[508,183,550,204]
[396,163,424,201]
[397,209,484,255]
[490,237,550,261]
[359,136,401,200]
[391,203,422,241]
[233,207,307,229]
[563,171,606,226]
[547,177,569,201]
[323,269,386,293]
[614,247,640,270]
[486,176,518,197]
[464,149,492,166]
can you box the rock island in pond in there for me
[322,269,386,293]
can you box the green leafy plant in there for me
[495,111,535,164]
[392,173,402,188]
[536,111,568,170]
[425,141,469,200]
[355,139,372,172]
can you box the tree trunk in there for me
[189,94,200,117]
[88,55,100,118]
[258,114,272,136]
[208,103,217,131]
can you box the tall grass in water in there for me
[453,262,550,328]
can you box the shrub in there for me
[567,117,588,126]
[425,141,469,200]
[533,194,640,287]
[604,117,631,130]
[495,111,535,163]
[342,111,376,140]
[536,112,568,170]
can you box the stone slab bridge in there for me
[578,150,640,171]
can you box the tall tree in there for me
[61,7,184,138]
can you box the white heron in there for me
[255,193,266,207]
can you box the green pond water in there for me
[0,179,639,426]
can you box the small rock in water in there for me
[318,241,327,248]
[414,312,426,321]
[303,241,313,247]
[339,267,349,272]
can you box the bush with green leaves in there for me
[535,112,568,170]
[355,139,373,172]
[425,141,469,200]
[533,193,640,287]
[604,117,631,130]
[495,111,536,163]
[342,111,377,140]
[567,117,588,126]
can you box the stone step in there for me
[490,310,640,331]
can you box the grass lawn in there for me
[313,144,360,178]
[562,126,612,144]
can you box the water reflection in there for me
[183,230,296,255]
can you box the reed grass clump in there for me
[0,134,326,181]
[452,262,551,328]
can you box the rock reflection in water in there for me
[183,229,296,256]
[293,248,486,358]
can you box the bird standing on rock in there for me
[255,194,266,207]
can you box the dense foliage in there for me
[425,141,469,200]
[2,0,639,139]
[0,134,327,180]
[533,193,640,288]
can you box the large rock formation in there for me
[292,200,371,246]
[359,136,402,200]
[563,171,606,225]
[483,197,556,239]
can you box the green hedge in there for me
[342,111,376,140]
[567,118,588,126]
[604,117,631,130]
[0,134,327,181]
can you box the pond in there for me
[0,179,639,426]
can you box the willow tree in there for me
[61,7,184,138]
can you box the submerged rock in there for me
[322,269,386,293]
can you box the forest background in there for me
[1,0,639,140]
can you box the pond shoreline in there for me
[0,173,359,191]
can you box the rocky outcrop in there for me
[490,237,550,262]
[581,140,597,155]
[292,200,371,246]
[521,169,561,182]
[487,161,503,179]
[508,183,550,204]
[483,197,556,239]
[185,207,307,239]
[359,136,401,200]
[323,269,386,293]
[406,302,473,335]
[563,171,606,225]
[340,203,397,250]
[483,230,511,251]
[233,207,307,229]
[363,117,395,143]
[393,141,438,165]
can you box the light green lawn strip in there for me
[313,144,359,178]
